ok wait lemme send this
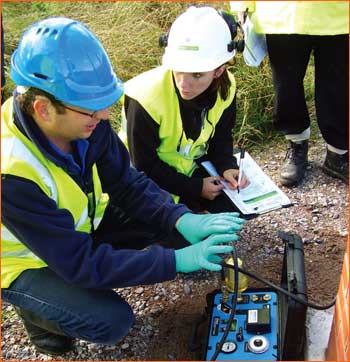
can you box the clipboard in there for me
[201,151,292,217]
[242,16,267,67]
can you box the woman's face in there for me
[173,67,224,100]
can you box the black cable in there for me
[210,244,239,361]
[221,262,336,310]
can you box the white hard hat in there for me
[162,6,235,73]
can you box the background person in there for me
[231,1,349,186]
[1,17,245,356]
[122,6,248,214]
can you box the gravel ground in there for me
[2,135,348,361]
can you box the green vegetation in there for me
[2,1,316,148]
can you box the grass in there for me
[2,1,317,148]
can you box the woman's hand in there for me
[223,169,250,190]
[201,176,225,200]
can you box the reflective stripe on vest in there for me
[2,228,42,260]
[2,135,90,229]
[125,66,236,202]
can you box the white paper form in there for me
[242,16,267,67]
[201,151,291,216]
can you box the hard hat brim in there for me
[162,51,234,73]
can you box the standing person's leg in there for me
[2,267,134,355]
[313,34,349,183]
[266,34,313,186]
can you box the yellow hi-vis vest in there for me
[123,66,236,202]
[1,98,108,288]
[230,1,349,35]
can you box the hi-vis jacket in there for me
[230,1,349,35]
[1,96,188,289]
[124,66,236,201]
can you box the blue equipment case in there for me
[189,231,307,361]
[205,288,279,360]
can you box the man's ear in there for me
[32,98,51,121]
[214,65,226,79]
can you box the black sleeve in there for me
[125,95,203,200]
[207,96,239,175]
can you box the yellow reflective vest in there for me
[230,1,349,35]
[1,98,108,287]
[124,66,236,202]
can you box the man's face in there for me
[56,105,110,139]
[41,102,110,152]
[173,70,216,100]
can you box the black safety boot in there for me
[322,149,349,184]
[280,140,308,186]
[14,307,74,356]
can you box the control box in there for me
[205,289,279,361]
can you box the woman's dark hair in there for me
[16,87,66,116]
[210,67,231,101]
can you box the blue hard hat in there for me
[10,17,123,111]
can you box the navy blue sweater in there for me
[2,97,190,289]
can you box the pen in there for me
[237,148,245,193]
[243,7,248,23]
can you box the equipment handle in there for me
[188,313,207,353]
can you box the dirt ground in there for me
[2,136,348,361]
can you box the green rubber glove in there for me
[175,233,238,273]
[176,212,245,244]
